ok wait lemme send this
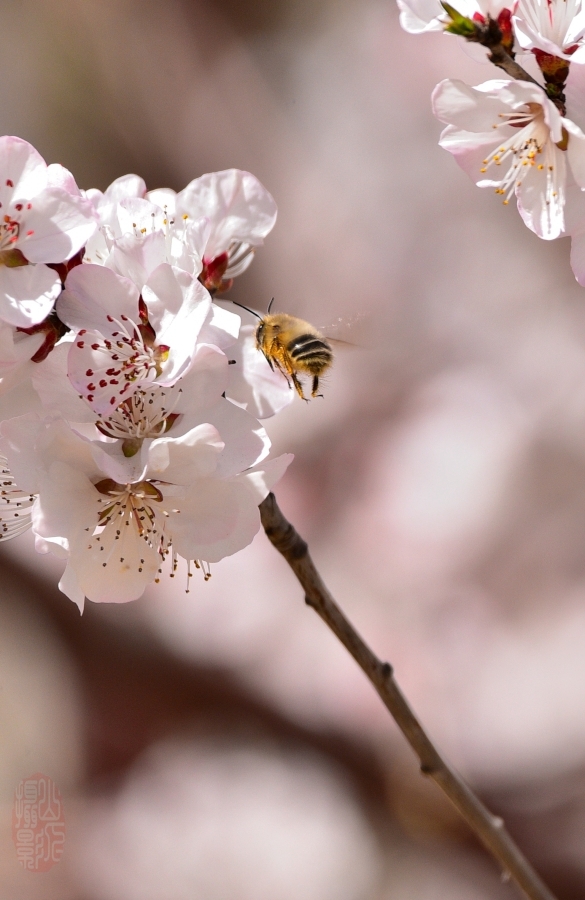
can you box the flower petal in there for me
[396,0,445,32]
[225,323,295,418]
[58,264,140,331]
[31,340,96,423]
[20,188,97,262]
[517,146,566,239]
[0,136,47,202]
[237,453,294,504]
[169,477,262,563]
[177,169,277,259]
[147,423,224,483]
[565,118,585,188]
[193,398,271,477]
[0,264,60,327]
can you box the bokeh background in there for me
[0,0,584,897]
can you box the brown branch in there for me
[486,44,542,87]
[259,492,558,900]
[484,44,566,113]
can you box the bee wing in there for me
[323,337,360,350]
[320,313,367,349]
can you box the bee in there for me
[232,299,333,400]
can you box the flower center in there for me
[93,476,168,558]
[91,476,210,587]
[0,455,35,540]
[78,314,170,407]
[480,103,558,204]
[96,387,181,456]
[0,216,28,267]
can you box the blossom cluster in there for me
[398,0,585,283]
[0,136,294,609]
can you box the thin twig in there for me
[259,492,558,900]
[484,44,566,113]
[486,44,542,87]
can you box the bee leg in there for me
[273,357,291,389]
[311,376,323,398]
[291,372,307,401]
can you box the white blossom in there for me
[513,0,585,61]
[397,0,511,34]
[0,145,296,609]
[0,413,291,608]
[57,263,231,415]
[83,174,147,266]
[83,169,276,294]
[0,136,96,327]
[433,78,585,239]
[174,169,277,290]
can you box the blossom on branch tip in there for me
[396,0,511,35]
[513,0,585,62]
[432,78,585,239]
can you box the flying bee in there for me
[232,299,334,400]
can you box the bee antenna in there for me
[267,297,275,313]
[230,300,263,320]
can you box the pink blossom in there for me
[0,136,96,327]
[433,78,585,239]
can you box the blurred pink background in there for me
[0,1,584,897]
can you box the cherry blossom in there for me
[174,169,277,293]
[83,174,147,266]
[83,169,276,295]
[0,136,96,327]
[513,0,585,61]
[86,192,208,288]
[76,170,285,417]
[0,140,302,608]
[57,263,232,415]
[432,78,585,239]
[0,414,291,607]
[397,0,511,35]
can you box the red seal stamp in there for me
[12,773,66,872]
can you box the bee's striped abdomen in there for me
[287,334,333,370]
